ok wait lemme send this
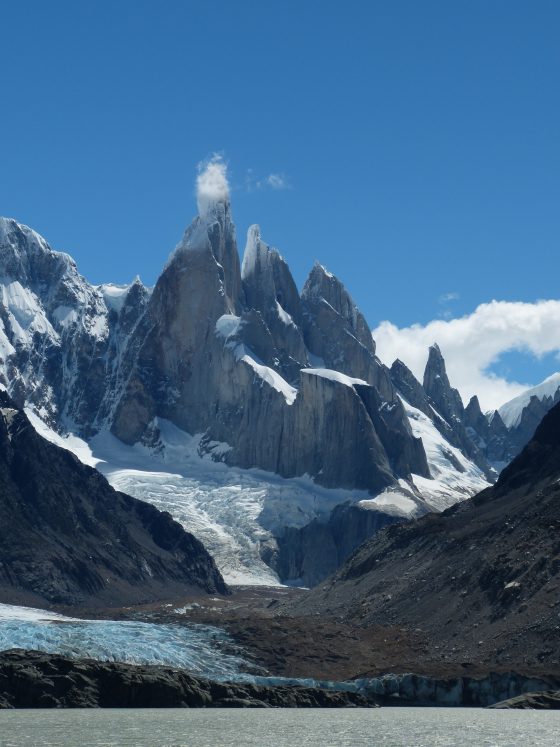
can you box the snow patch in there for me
[215,314,244,339]
[276,300,294,326]
[240,355,297,405]
[99,283,131,313]
[52,305,78,328]
[359,490,419,518]
[24,408,99,467]
[0,279,58,345]
[302,368,368,388]
[401,397,489,511]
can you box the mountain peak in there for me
[466,394,482,417]
[427,342,444,364]
[423,343,467,427]
[424,343,449,383]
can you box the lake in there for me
[1,708,559,746]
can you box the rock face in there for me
[0,650,376,709]
[421,345,494,479]
[290,402,560,673]
[391,355,480,476]
[273,503,403,587]
[0,392,226,606]
[390,348,560,480]
[2,649,557,709]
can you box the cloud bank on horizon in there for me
[373,300,560,412]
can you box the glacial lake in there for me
[1,708,560,746]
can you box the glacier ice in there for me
[0,603,248,679]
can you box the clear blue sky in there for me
[1,1,559,390]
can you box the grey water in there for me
[1,708,559,747]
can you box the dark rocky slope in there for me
[0,392,226,606]
[490,691,560,709]
[0,650,375,709]
[3,649,554,708]
[290,402,560,673]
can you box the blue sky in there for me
[1,1,559,407]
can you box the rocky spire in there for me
[422,345,495,480]
[302,262,375,355]
[241,225,303,327]
[390,358,433,417]
[171,158,243,312]
[423,344,465,424]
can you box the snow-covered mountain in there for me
[0,217,150,431]
[498,373,560,428]
[0,183,538,586]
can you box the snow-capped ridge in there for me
[498,372,560,428]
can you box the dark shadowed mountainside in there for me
[0,392,227,607]
[289,402,560,673]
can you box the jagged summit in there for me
[0,217,77,280]
[424,343,449,382]
[0,170,433,499]
[423,343,465,420]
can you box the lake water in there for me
[0,708,559,746]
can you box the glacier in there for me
[26,410,375,586]
[26,408,489,587]
[0,603,247,678]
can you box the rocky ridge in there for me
[0,650,375,709]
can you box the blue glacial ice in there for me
[0,603,248,679]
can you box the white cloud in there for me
[438,291,459,303]
[245,170,290,192]
[372,299,560,412]
[196,155,229,217]
[264,173,288,190]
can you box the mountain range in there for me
[1,184,559,585]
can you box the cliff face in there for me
[0,392,227,606]
[105,203,429,494]
[273,502,403,587]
